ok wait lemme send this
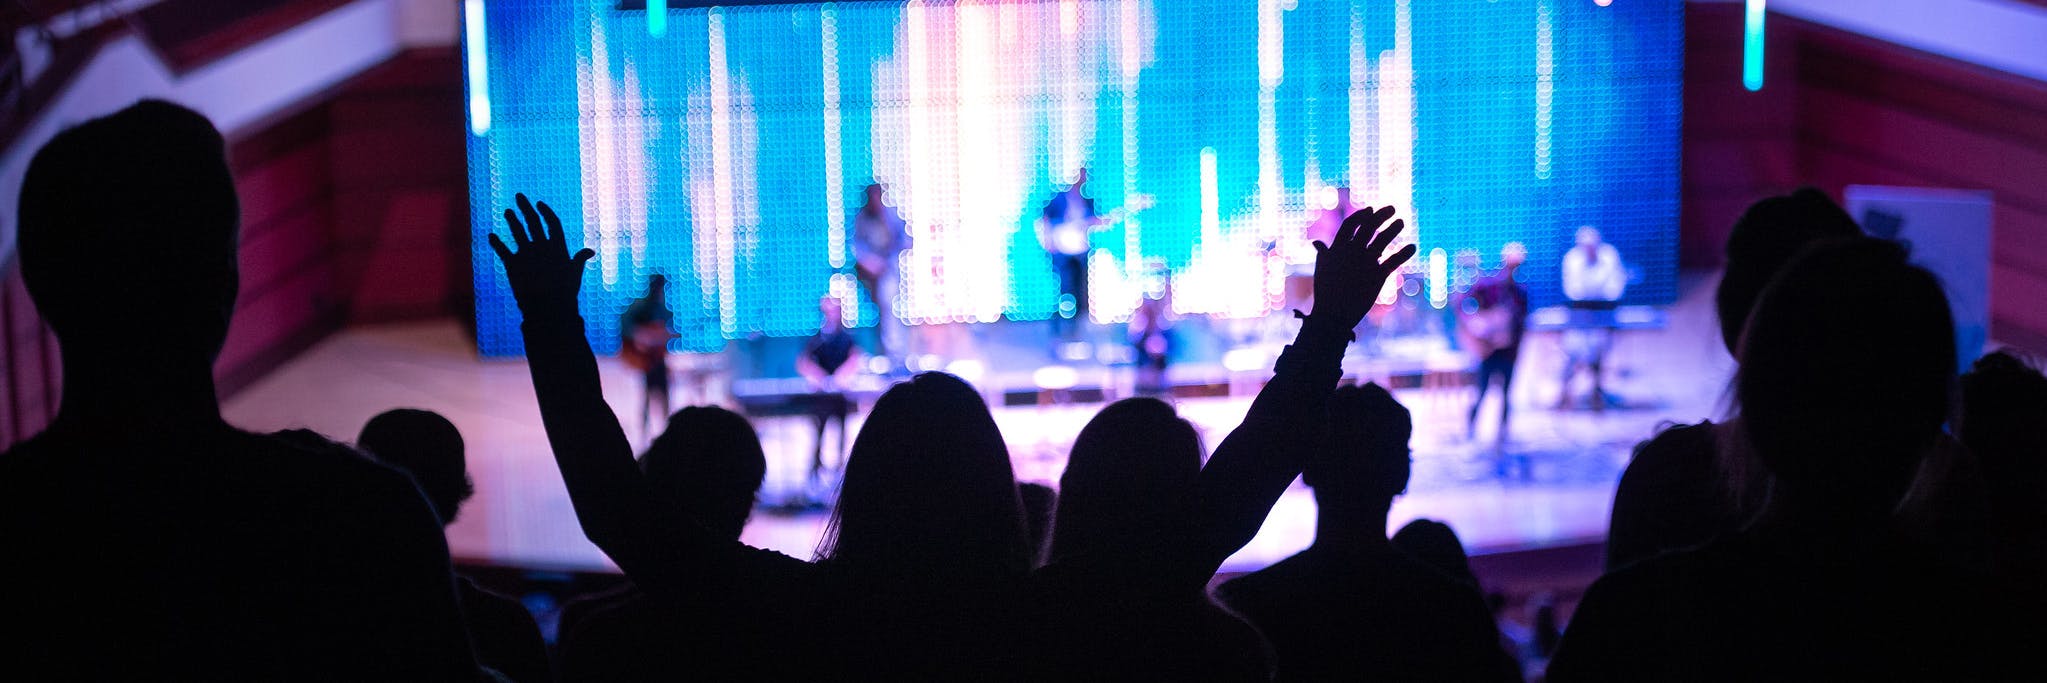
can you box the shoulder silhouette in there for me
[1218,384,1518,682]
[1607,187,1861,571]
[1552,237,2037,681]
[0,100,482,680]
[359,408,549,682]
[1039,397,1273,681]
[554,405,767,681]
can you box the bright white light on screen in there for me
[463,0,489,135]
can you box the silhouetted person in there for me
[621,274,674,437]
[1605,188,1860,571]
[492,192,1029,676]
[555,406,767,681]
[1392,518,1480,589]
[359,409,550,683]
[490,194,1411,677]
[853,182,910,357]
[1960,350,2047,596]
[1549,238,2034,680]
[1037,398,1273,680]
[1458,243,1528,447]
[1018,482,1058,567]
[797,296,861,486]
[0,100,481,679]
[1218,384,1519,682]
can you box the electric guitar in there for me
[1039,195,1155,256]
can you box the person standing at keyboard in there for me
[798,296,862,488]
[1558,226,1627,409]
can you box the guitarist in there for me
[1457,243,1529,446]
[620,274,675,437]
[1036,167,1150,340]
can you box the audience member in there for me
[1217,384,1520,682]
[1604,188,1860,571]
[359,409,551,683]
[1960,350,2047,595]
[1549,238,2035,680]
[490,194,1410,676]
[555,405,768,681]
[1038,398,1272,680]
[0,101,482,679]
[1391,518,1480,589]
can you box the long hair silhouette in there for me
[814,372,1030,582]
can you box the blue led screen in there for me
[465,0,1682,355]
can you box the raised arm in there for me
[1190,205,1416,571]
[491,194,797,594]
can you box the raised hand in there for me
[1308,205,1417,333]
[490,193,595,318]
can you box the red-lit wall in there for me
[1683,3,2047,352]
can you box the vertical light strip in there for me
[578,16,624,286]
[1119,0,1143,283]
[647,0,667,38]
[708,10,738,335]
[1744,0,1766,91]
[1255,0,1283,242]
[821,6,845,273]
[1347,0,1368,194]
[463,0,490,135]
[1059,0,1082,182]
[1375,0,1416,304]
[1426,248,1447,309]
[1199,147,1221,248]
[957,2,1003,323]
[1534,0,1553,180]
[905,1,934,322]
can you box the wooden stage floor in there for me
[223,274,1732,573]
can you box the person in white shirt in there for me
[1559,226,1626,409]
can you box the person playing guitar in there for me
[1036,167,1151,339]
[1456,243,1529,447]
[620,274,678,437]
[852,182,909,359]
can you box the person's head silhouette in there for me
[1306,383,1413,524]
[358,409,474,526]
[641,406,766,540]
[1048,397,1201,564]
[1716,188,1861,355]
[19,100,239,407]
[1392,519,1478,587]
[1960,351,2047,475]
[1736,238,1953,518]
[816,372,1028,582]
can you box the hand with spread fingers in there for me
[489,193,597,319]
[1307,205,1418,334]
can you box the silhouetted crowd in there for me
[3,101,2041,681]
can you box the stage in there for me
[223,272,1731,574]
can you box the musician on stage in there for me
[852,182,909,358]
[1457,243,1529,446]
[1039,168,1100,339]
[797,296,862,487]
[1037,168,1151,341]
[1558,226,1628,409]
[1128,262,1175,396]
[620,274,675,437]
